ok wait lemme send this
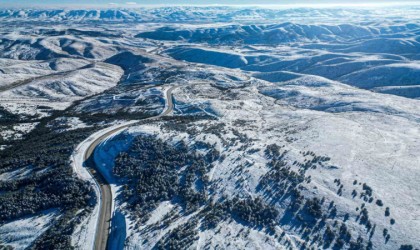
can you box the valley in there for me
[0,5,419,250]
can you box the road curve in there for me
[82,85,177,250]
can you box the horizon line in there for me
[1,1,420,9]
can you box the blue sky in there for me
[0,0,419,7]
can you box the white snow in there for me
[0,209,59,250]
[1,4,420,249]
[0,122,38,141]
[70,120,138,250]
[113,69,420,249]
[0,166,33,181]
[70,86,174,249]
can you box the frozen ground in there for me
[111,77,420,249]
[70,120,140,250]
[0,209,59,249]
[0,122,38,141]
[0,4,419,250]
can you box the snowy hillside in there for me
[164,44,420,98]
[137,22,420,44]
[0,4,419,250]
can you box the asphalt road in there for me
[0,63,176,250]
[0,62,96,92]
[82,85,177,250]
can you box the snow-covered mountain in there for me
[0,6,419,23]
[136,23,420,44]
[0,5,419,250]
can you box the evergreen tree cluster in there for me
[0,124,96,249]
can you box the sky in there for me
[0,0,419,7]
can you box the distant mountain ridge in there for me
[0,6,419,23]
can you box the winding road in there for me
[79,85,177,250]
